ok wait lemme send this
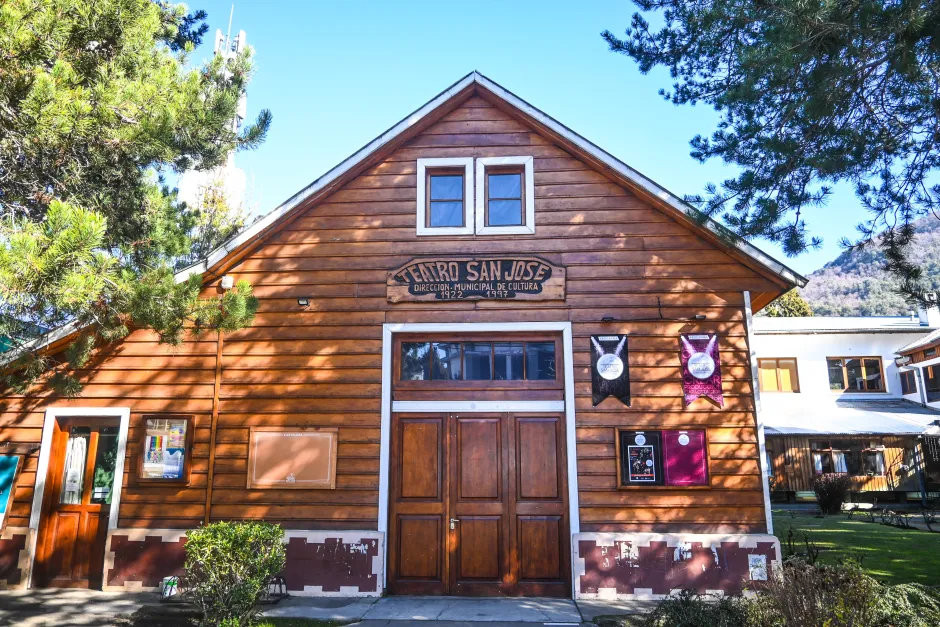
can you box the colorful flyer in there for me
[628,445,657,482]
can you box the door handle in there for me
[450,518,459,529]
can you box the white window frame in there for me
[475,156,535,235]
[415,157,474,236]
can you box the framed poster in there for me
[617,430,663,487]
[248,427,338,489]
[663,430,709,486]
[138,415,192,484]
[0,455,21,531]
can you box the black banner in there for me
[590,335,630,407]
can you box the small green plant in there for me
[812,473,852,515]
[643,589,750,627]
[183,521,286,627]
[781,525,820,565]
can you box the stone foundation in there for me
[574,532,780,600]
[103,529,384,596]
[0,527,31,590]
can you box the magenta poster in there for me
[680,334,724,407]
[663,430,708,486]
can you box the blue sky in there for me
[187,0,862,276]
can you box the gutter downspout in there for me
[744,291,774,535]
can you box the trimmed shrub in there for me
[643,589,751,627]
[874,583,940,627]
[812,473,852,514]
[183,521,286,627]
[642,560,940,627]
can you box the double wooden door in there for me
[387,412,570,597]
[34,418,119,588]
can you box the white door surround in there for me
[378,322,580,589]
[27,406,130,588]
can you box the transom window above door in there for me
[415,156,535,236]
[399,339,557,382]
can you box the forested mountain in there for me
[801,218,940,316]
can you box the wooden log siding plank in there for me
[0,97,778,533]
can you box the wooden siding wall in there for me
[0,94,783,535]
[766,435,920,493]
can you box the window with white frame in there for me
[414,156,535,236]
[476,156,535,235]
[416,158,474,236]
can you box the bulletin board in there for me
[617,429,709,488]
[138,415,193,484]
[663,430,709,486]
[247,427,338,489]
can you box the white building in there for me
[751,311,940,502]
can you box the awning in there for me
[763,399,940,436]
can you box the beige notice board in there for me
[247,427,338,489]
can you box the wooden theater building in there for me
[0,73,805,599]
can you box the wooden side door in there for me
[509,413,570,597]
[387,413,449,595]
[449,413,511,595]
[34,419,120,589]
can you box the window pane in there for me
[488,199,522,226]
[813,452,833,474]
[430,175,463,200]
[91,428,119,504]
[429,201,463,227]
[844,359,863,391]
[463,342,492,380]
[526,342,556,380]
[401,342,431,380]
[863,358,883,391]
[431,342,461,381]
[488,173,521,198]
[827,359,846,390]
[845,445,862,475]
[493,342,524,381]
[759,360,780,392]
[60,428,90,504]
[863,451,885,474]
[778,359,799,392]
[832,451,848,473]
[141,418,188,480]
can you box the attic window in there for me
[416,158,473,236]
[475,156,535,235]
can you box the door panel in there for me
[517,418,560,499]
[35,419,118,589]
[400,419,442,499]
[387,411,570,597]
[512,415,569,596]
[387,414,448,595]
[518,516,562,580]
[456,419,501,500]
[397,515,443,581]
[455,516,501,580]
[450,414,509,595]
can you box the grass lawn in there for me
[772,509,940,585]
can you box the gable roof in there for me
[8,71,806,362]
[176,71,806,291]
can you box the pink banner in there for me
[680,334,724,407]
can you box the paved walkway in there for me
[0,589,656,625]
[0,588,152,626]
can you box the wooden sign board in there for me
[247,427,337,489]
[387,256,565,302]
